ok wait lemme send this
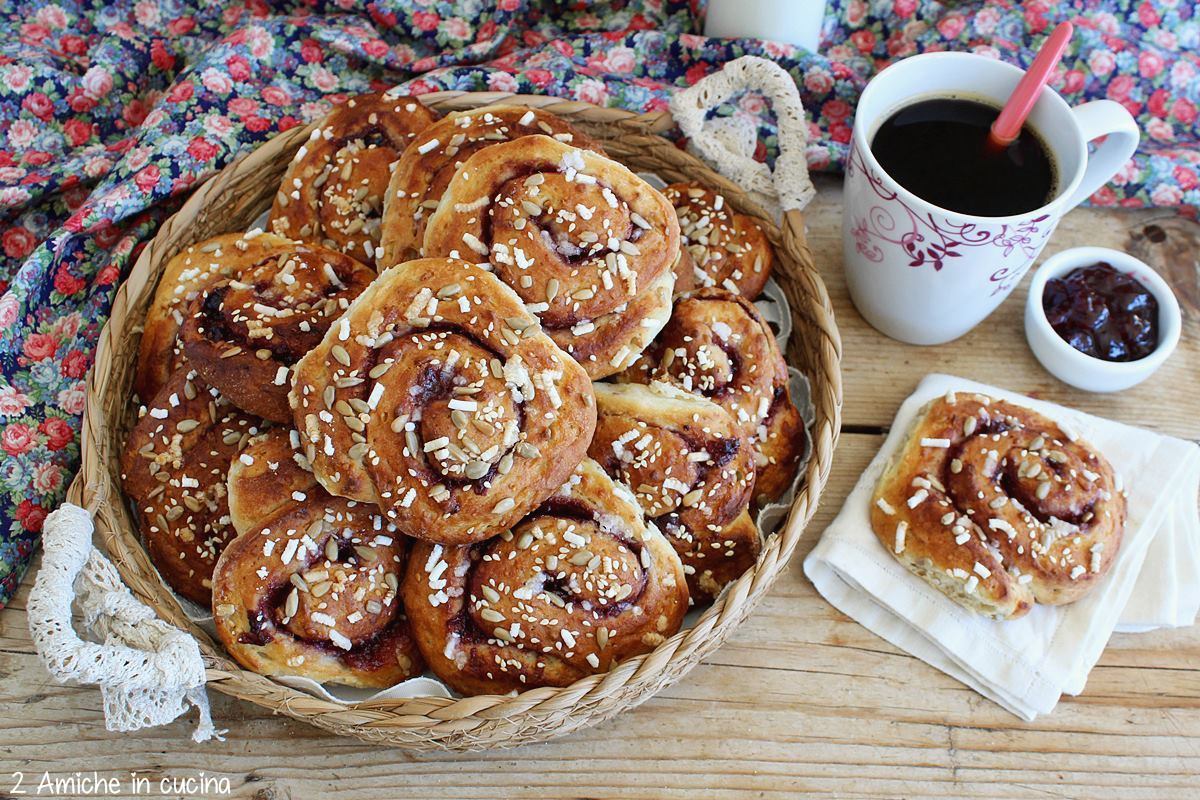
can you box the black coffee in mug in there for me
[869,97,1056,218]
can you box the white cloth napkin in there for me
[803,374,1200,720]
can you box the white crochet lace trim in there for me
[27,504,220,742]
[670,55,815,220]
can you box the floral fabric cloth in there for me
[0,0,1196,607]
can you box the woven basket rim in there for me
[73,93,843,749]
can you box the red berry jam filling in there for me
[1042,262,1159,362]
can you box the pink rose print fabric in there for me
[0,0,1195,607]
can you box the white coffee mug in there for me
[842,52,1139,345]
[705,0,827,53]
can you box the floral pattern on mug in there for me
[0,0,1195,606]
[847,140,1056,286]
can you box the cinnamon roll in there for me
[422,134,678,379]
[214,428,424,688]
[589,382,759,602]
[120,367,264,605]
[174,233,374,424]
[871,393,1126,620]
[289,257,597,546]
[267,92,439,268]
[401,458,688,695]
[615,288,805,504]
[379,104,602,265]
[664,182,774,298]
[136,231,266,404]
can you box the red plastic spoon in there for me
[987,21,1074,152]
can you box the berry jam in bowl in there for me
[1026,247,1180,392]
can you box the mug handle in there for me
[1063,99,1140,211]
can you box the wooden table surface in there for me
[2,176,1198,799]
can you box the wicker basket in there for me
[71,93,843,750]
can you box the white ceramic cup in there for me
[704,0,827,53]
[842,52,1140,345]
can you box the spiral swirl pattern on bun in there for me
[401,458,688,695]
[268,92,439,268]
[289,257,597,546]
[422,135,678,379]
[120,367,263,604]
[616,288,805,504]
[178,234,375,423]
[871,393,1126,620]
[379,104,601,264]
[589,382,760,602]
[213,428,424,688]
[136,231,284,404]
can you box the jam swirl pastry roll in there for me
[870,393,1126,621]
[289,258,596,546]
[120,367,264,605]
[379,104,602,264]
[175,233,374,424]
[422,134,678,379]
[136,231,283,404]
[267,92,439,268]
[664,182,774,298]
[615,288,805,504]
[401,458,688,696]
[588,382,760,603]
[214,429,424,688]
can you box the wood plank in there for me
[1,431,1197,799]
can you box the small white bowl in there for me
[1025,246,1180,393]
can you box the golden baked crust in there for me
[135,231,282,404]
[289,258,597,546]
[664,182,774,298]
[671,241,698,294]
[119,367,264,605]
[178,236,375,423]
[226,428,319,536]
[421,134,678,379]
[615,288,805,504]
[870,393,1126,620]
[214,430,424,689]
[588,381,759,602]
[378,104,602,265]
[401,458,688,695]
[267,92,439,268]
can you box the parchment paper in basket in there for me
[275,674,452,702]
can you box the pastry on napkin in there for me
[804,373,1200,719]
